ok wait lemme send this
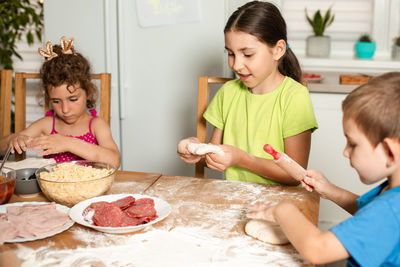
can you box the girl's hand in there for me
[9,134,33,154]
[303,170,334,199]
[246,201,279,223]
[205,144,243,171]
[29,134,69,156]
[177,137,202,164]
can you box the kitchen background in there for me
[13,0,400,237]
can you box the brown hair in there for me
[224,1,302,83]
[342,72,400,146]
[40,44,97,108]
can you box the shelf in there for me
[298,56,400,74]
[308,83,357,94]
[306,72,360,94]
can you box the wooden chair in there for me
[195,76,233,178]
[14,72,111,160]
[0,70,13,137]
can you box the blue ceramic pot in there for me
[355,42,376,59]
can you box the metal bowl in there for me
[15,168,41,195]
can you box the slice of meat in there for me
[24,208,70,236]
[135,198,154,205]
[7,203,56,215]
[0,213,7,222]
[82,201,109,217]
[7,213,36,238]
[92,202,124,227]
[120,213,145,227]
[125,203,156,218]
[0,221,18,245]
[112,196,135,210]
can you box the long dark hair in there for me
[224,1,302,83]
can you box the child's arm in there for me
[206,129,311,185]
[247,202,350,265]
[303,170,359,215]
[0,118,49,155]
[30,118,121,168]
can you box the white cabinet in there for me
[309,93,377,227]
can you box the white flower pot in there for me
[306,36,331,58]
[392,45,400,60]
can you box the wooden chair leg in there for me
[14,72,27,161]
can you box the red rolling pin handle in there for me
[263,144,313,190]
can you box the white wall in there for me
[116,0,226,176]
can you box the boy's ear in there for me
[382,138,400,167]
[273,39,286,61]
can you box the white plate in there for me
[1,202,74,243]
[69,194,171,234]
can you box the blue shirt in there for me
[330,181,400,267]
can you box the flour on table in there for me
[245,219,289,245]
[15,226,306,267]
[187,142,224,156]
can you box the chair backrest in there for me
[14,72,111,160]
[0,70,13,137]
[195,76,233,178]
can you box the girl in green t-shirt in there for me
[177,1,317,185]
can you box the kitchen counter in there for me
[306,72,359,94]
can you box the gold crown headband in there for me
[38,36,75,61]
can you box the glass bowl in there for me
[0,167,16,204]
[36,161,116,207]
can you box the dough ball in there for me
[187,143,224,156]
[245,219,289,245]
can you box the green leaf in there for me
[0,0,43,68]
[314,11,323,36]
[305,6,335,36]
[305,8,313,27]
[27,31,33,44]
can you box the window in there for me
[280,0,400,59]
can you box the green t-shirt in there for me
[203,77,318,184]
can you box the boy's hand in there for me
[303,170,334,199]
[246,202,278,223]
[9,134,33,154]
[177,137,202,164]
[205,144,242,171]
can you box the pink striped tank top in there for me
[43,109,99,162]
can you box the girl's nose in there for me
[61,103,70,114]
[231,57,244,72]
[343,146,349,158]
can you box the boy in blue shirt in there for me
[247,72,400,266]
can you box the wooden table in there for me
[0,171,319,267]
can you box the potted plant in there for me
[392,36,400,60]
[0,0,43,133]
[355,34,376,59]
[305,6,335,58]
[0,0,43,70]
